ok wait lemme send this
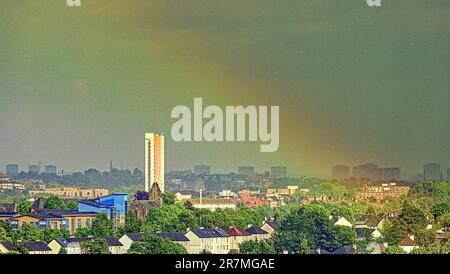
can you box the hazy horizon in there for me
[1,0,449,177]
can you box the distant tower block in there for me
[145,133,165,193]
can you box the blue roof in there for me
[0,212,18,217]
[78,200,111,208]
[0,242,16,251]
[244,226,269,235]
[154,232,190,242]
[22,241,52,252]
[105,237,123,246]
[190,228,229,238]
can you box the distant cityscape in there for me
[0,132,449,255]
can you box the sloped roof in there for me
[190,228,228,238]
[22,241,52,252]
[54,238,69,247]
[244,225,269,235]
[399,237,418,247]
[125,233,146,242]
[355,227,376,238]
[105,237,123,246]
[332,245,357,254]
[0,212,18,217]
[154,232,189,242]
[0,242,16,251]
[227,226,249,236]
[264,221,280,229]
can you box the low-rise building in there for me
[48,237,124,254]
[0,242,16,253]
[189,199,237,211]
[227,226,251,251]
[184,228,231,254]
[244,225,270,241]
[356,183,409,202]
[119,233,146,253]
[398,235,419,253]
[154,232,190,252]
[29,187,109,199]
[22,241,52,254]
[260,220,280,235]
[331,216,353,228]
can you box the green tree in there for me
[91,212,114,237]
[163,192,176,206]
[75,227,92,238]
[431,203,450,219]
[14,242,29,254]
[273,203,354,253]
[0,221,18,242]
[41,228,70,244]
[80,238,111,254]
[17,200,33,214]
[19,224,41,241]
[381,245,406,254]
[329,204,354,223]
[144,204,197,233]
[66,201,78,210]
[123,212,143,233]
[239,240,276,254]
[415,229,437,247]
[127,235,187,254]
[43,195,66,210]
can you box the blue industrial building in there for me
[78,194,128,228]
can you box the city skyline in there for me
[1,1,449,176]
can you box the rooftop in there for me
[244,225,269,235]
[154,232,189,242]
[22,241,52,252]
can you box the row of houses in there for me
[0,221,280,255]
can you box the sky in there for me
[0,0,449,177]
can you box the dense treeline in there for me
[14,168,144,190]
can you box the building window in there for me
[78,219,82,228]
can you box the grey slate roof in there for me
[0,242,16,251]
[154,232,190,242]
[190,228,229,238]
[244,225,269,235]
[126,233,147,241]
[22,241,52,252]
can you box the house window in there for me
[78,219,82,228]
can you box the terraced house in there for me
[184,228,232,254]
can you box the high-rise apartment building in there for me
[145,133,164,193]
[6,164,19,177]
[271,166,287,178]
[424,163,441,181]
[28,164,41,174]
[195,164,211,175]
[44,165,57,174]
[238,166,255,177]
[332,165,350,179]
